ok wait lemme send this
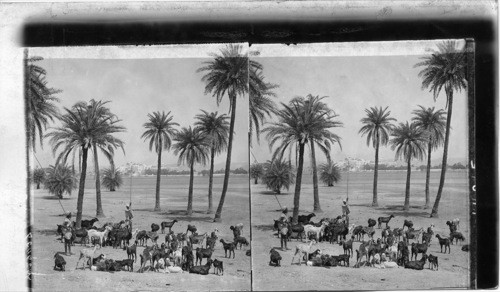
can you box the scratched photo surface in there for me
[28,44,251,291]
[249,40,471,291]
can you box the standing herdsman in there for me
[342,198,350,225]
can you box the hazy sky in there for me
[250,42,468,166]
[35,55,249,170]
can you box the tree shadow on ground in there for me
[40,196,73,200]
[151,209,214,223]
[35,228,59,236]
[374,204,430,218]
[349,203,374,207]
[257,191,292,196]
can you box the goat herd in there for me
[54,218,250,276]
[271,214,468,271]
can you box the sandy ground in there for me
[32,175,251,291]
[251,170,471,291]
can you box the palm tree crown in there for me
[319,161,342,187]
[411,106,446,149]
[173,127,210,167]
[249,70,278,144]
[359,106,396,148]
[194,110,229,154]
[141,111,179,153]
[390,122,427,163]
[44,164,77,199]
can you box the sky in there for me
[34,49,249,171]
[249,41,469,166]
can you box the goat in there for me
[206,231,218,250]
[403,219,414,230]
[138,245,155,273]
[76,244,100,270]
[405,228,424,242]
[189,259,213,275]
[303,221,327,242]
[116,259,134,272]
[195,247,213,265]
[269,248,282,267]
[53,252,66,271]
[212,259,224,275]
[176,232,188,247]
[352,225,364,241]
[233,236,249,249]
[186,224,197,235]
[393,227,404,241]
[182,244,193,262]
[333,254,350,267]
[427,254,438,270]
[92,254,106,266]
[81,218,99,229]
[146,231,159,246]
[73,228,89,245]
[422,231,432,245]
[151,243,171,268]
[367,218,377,228]
[190,232,208,247]
[230,225,242,238]
[151,223,160,232]
[182,250,194,271]
[220,239,236,258]
[87,226,111,247]
[411,242,428,261]
[449,231,465,245]
[125,240,138,262]
[330,223,349,243]
[160,220,178,234]
[339,237,354,257]
[291,240,316,266]
[381,226,393,242]
[298,213,316,225]
[355,241,372,267]
[287,223,305,241]
[377,215,394,229]
[404,254,427,270]
[360,226,375,241]
[171,246,183,267]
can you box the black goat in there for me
[53,252,66,271]
[160,220,178,234]
[151,223,160,232]
[220,239,236,258]
[352,225,364,241]
[403,219,413,230]
[126,240,137,262]
[298,213,316,225]
[461,244,470,252]
[377,215,394,229]
[367,218,377,228]
[230,225,242,238]
[136,230,148,246]
[115,259,134,272]
[269,248,282,267]
[212,259,224,275]
[195,247,213,265]
[187,224,197,235]
[189,259,213,275]
[404,254,427,270]
[233,236,249,249]
[333,254,350,267]
[427,254,438,270]
[411,242,428,261]
[81,218,99,229]
[435,234,451,253]
[449,231,465,245]
[339,237,354,257]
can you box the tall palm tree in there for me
[249,69,278,145]
[319,161,342,187]
[46,102,125,228]
[172,126,210,216]
[412,106,446,208]
[197,44,262,222]
[263,99,343,224]
[262,159,295,194]
[414,40,467,217]
[359,106,396,207]
[24,54,61,152]
[293,95,342,212]
[33,168,46,189]
[73,99,125,218]
[44,164,77,199]
[390,122,427,211]
[141,111,179,211]
[194,110,230,214]
[102,167,123,192]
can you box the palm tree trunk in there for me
[310,142,322,213]
[404,157,412,211]
[187,159,194,216]
[110,159,116,192]
[207,147,215,214]
[431,90,453,217]
[155,136,162,211]
[424,141,432,209]
[76,147,89,229]
[292,143,305,225]
[36,183,40,189]
[254,177,258,184]
[372,135,380,207]
[93,144,105,218]
[214,93,236,222]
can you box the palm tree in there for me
[72,99,125,218]
[194,110,230,214]
[172,126,210,216]
[414,40,467,217]
[24,53,61,152]
[412,106,446,208]
[33,168,46,189]
[46,101,125,228]
[102,167,123,192]
[359,106,396,207]
[44,164,77,199]
[141,111,179,211]
[319,161,342,187]
[389,122,427,211]
[293,95,342,212]
[249,69,278,145]
[262,159,294,194]
[198,44,262,222]
[250,163,264,184]
[263,98,343,224]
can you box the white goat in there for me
[171,246,183,267]
[291,240,316,265]
[303,222,327,241]
[87,226,112,246]
[76,244,100,270]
